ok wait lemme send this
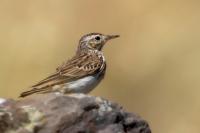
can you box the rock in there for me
[0,94,151,133]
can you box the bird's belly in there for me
[64,75,101,93]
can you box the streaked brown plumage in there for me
[20,33,119,97]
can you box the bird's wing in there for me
[19,52,105,97]
[33,52,104,86]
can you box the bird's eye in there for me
[95,36,101,41]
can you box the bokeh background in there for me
[0,0,200,133]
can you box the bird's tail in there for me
[19,75,68,97]
[19,87,51,97]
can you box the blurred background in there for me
[0,0,200,132]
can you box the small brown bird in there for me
[20,33,119,97]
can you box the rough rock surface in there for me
[0,94,151,133]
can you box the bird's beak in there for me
[105,34,120,41]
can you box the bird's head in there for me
[77,33,119,52]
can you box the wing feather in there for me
[20,52,105,97]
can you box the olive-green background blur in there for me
[0,0,200,133]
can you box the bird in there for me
[19,33,119,97]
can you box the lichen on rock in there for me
[0,94,151,133]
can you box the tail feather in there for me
[19,88,46,97]
[19,80,69,97]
